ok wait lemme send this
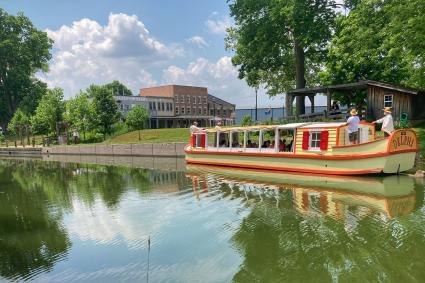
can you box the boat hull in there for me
[185,150,417,175]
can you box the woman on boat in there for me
[373,107,394,137]
[347,108,360,144]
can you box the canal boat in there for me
[185,122,418,175]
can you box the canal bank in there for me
[42,142,187,157]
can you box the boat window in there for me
[207,132,217,148]
[278,129,294,152]
[245,131,259,148]
[230,132,242,148]
[218,132,230,147]
[261,130,276,149]
[309,131,322,150]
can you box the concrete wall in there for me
[42,142,187,157]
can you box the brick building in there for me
[139,85,235,128]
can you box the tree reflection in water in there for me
[187,166,425,282]
[0,159,165,281]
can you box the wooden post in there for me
[327,89,331,112]
[309,95,315,113]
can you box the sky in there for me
[1,0,326,108]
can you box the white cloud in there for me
[163,56,275,107]
[186,36,209,48]
[205,15,232,35]
[39,13,184,97]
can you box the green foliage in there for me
[125,105,148,131]
[7,109,29,135]
[89,85,119,138]
[320,0,425,106]
[125,105,149,141]
[64,92,96,140]
[31,88,64,136]
[104,80,133,96]
[226,0,337,97]
[240,115,253,126]
[0,9,52,125]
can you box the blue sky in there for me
[1,0,323,108]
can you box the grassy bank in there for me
[104,128,190,144]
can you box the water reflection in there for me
[187,165,425,282]
[0,158,424,282]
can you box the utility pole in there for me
[255,87,258,122]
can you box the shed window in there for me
[309,131,321,150]
[384,95,393,107]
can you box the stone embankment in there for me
[0,147,42,157]
[42,142,187,157]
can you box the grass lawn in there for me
[104,128,190,144]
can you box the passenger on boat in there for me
[220,140,227,147]
[373,107,394,137]
[279,139,286,152]
[347,109,360,144]
[247,139,253,148]
[269,140,275,148]
[286,140,293,152]
[190,121,200,133]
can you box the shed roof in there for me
[288,80,420,95]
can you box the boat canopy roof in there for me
[299,122,347,129]
[204,122,312,133]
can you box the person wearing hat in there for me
[374,107,394,137]
[189,121,200,134]
[347,108,360,144]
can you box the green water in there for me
[0,158,424,282]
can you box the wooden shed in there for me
[287,80,425,122]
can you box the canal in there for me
[0,157,424,282]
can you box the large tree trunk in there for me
[294,39,306,115]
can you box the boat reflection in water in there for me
[186,164,416,223]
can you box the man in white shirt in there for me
[189,121,200,134]
[374,107,394,137]
[347,108,360,144]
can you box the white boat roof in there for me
[300,122,347,128]
[277,123,311,129]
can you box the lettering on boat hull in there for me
[388,129,418,153]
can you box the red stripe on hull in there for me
[185,159,383,175]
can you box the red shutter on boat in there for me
[320,130,329,150]
[200,133,206,148]
[302,131,309,150]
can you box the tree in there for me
[31,88,64,136]
[0,9,52,125]
[240,115,253,126]
[104,80,133,96]
[7,108,30,144]
[125,105,149,140]
[320,0,425,107]
[64,92,95,141]
[226,0,337,115]
[90,85,119,139]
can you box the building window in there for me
[187,107,191,114]
[384,95,393,107]
[210,109,214,115]
[193,97,196,104]
[170,103,173,111]
[181,107,185,114]
[175,95,178,102]
[223,109,227,116]
[175,107,179,114]
[197,97,201,104]
[204,108,207,115]
[198,108,202,115]
[180,95,184,103]
[203,97,207,104]
[162,102,165,111]
[309,131,321,150]
[187,95,190,103]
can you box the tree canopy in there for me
[64,92,96,140]
[125,105,149,140]
[104,80,133,96]
[31,88,64,136]
[0,9,52,125]
[89,85,119,138]
[320,0,425,106]
[226,0,337,114]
